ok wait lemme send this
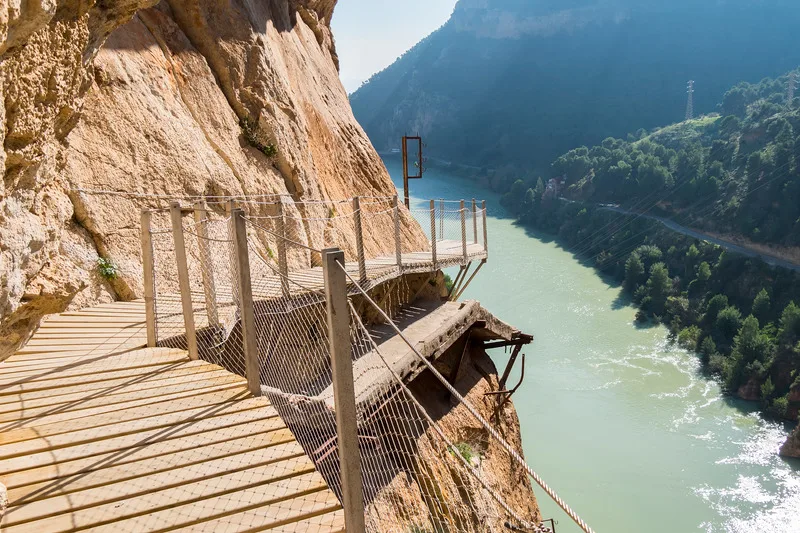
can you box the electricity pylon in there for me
[685,80,695,121]
[788,72,796,106]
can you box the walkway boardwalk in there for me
[0,301,344,533]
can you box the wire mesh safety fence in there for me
[125,194,586,533]
[340,263,593,533]
[146,197,489,361]
[410,199,488,268]
[232,233,549,533]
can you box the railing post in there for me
[472,198,478,244]
[194,201,220,329]
[226,199,240,308]
[439,198,445,238]
[429,199,437,269]
[170,201,199,361]
[482,200,489,255]
[232,208,262,397]
[460,199,468,261]
[140,210,157,348]
[353,196,367,284]
[393,195,402,270]
[275,201,291,299]
[322,248,366,533]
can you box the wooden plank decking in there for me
[0,301,344,533]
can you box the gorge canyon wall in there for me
[0,0,426,360]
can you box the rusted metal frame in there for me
[482,338,530,350]
[491,353,526,422]
[402,136,423,208]
[402,137,410,208]
[453,259,486,301]
[499,344,523,390]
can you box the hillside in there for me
[350,0,800,173]
[499,70,800,436]
[521,71,800,247]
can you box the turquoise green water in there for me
[384,157,800,533]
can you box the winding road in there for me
[599,205,800,273]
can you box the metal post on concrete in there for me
[275,201,291,299]
[232,208,262,397]
[170,201,199,361]
[393,195,402,270]
[429,199,437,269]
[472,198,478,244]
[194,201,220,329]
[322,248,366,533]
[140,210,157,348]
[460,199,468,261]
[482,200,489,255]
[353,196,367,284]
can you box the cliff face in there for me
[0,0,426,359]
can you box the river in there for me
[383,157,800,533]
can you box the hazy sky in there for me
[332,0,458,93]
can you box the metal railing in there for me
[140,195,489,359]
[137,194,595,533]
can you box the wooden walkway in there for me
[0,302,344,533]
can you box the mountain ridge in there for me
[351,0,800,173]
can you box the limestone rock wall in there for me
[0,0,427,360]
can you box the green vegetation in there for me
[240,116,278,158]
[97,257,119,281]
[503,70,800,247]
[450,442,477,463]
[497,70,800,421]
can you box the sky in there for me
[331,0,459,93]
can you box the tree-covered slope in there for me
[498,71,800,423]
[351,0,800,172]
[505,71,800,247]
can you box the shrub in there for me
[443,273,454,292]
[97,257,118,280]
[678,325,701,351]
[766,395,789,419]
[240,116,278,158]
[450,442,476,463]
[709,353,728,376]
